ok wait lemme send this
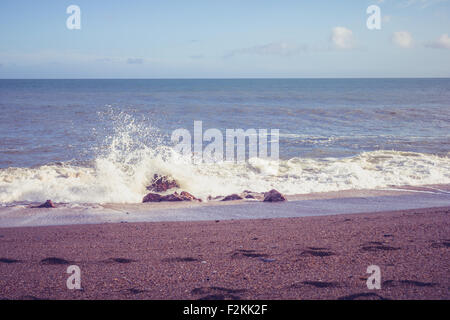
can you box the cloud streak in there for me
[400,0,449,8]
[225,42,308,58]
[127,58,144,64]
[189,54,205,60]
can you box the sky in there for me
[0,0,449,78]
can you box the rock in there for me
[221,194,243,201]
[35,200,56,208]
[207,195,223,201]
[160,193,184,202]
[146,174,179,192]
[142,193,162,203]
[241,190,263,200]
[179,191,201,202]
[143,191,201,203]
[263,189,287,202]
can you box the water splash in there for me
[0,111,449,204]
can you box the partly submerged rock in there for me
[160,193,184,202]
[34,200,56,208]
[221,194,243,201]
[143,191,201,203]
[179,191,202,202]
[263,189,287,202]
[142,193,162,203]
[207,195,224,201]
[241,190,263,200]
[207,191,262,201]
[146,174,179,192]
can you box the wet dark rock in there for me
[179,191,202,202]
[263,189,287,202]
[142,193,162,203]
[160,193,184,202]
[146,174,179,192]
[221,194,243,201]
[143,191,201,203]
[207,195,224,201]
[241,190,264,200]
[34,200,56,208]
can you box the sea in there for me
[0,78,449,204]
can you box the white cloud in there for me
[331,27,355,49]
[425,34,450,49]
[392,31,413,48]
[225,42,308,58]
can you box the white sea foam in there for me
[0,112,449,204]
[0,147,449,204]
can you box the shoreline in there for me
[0,184,449,228]
[0,206,448,300]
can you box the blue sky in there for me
[0,0,449,78]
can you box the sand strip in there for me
[0,206,448,300]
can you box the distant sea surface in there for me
[0,79,449,203]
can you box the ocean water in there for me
[0,78,449,203]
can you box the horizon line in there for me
[1,77,450,80]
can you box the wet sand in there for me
[1,185,450,228]
[0,206,449,300]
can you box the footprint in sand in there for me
[338,292,388,300]
[103,258,135,264]
[0,258,21,264]
[191,287,246,300]
[231,249,269,259]
[162,257,200,263]
[124,288,147,294]
[382,280,437,288]
[40,257,71,265]
[431,239,450,248]
[360,241,400,252]
[300,247,335,257]
[290,281,339,289]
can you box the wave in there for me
[0,148,449,204]
[0,112,449,204]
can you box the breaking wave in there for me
[0,113,449,204]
